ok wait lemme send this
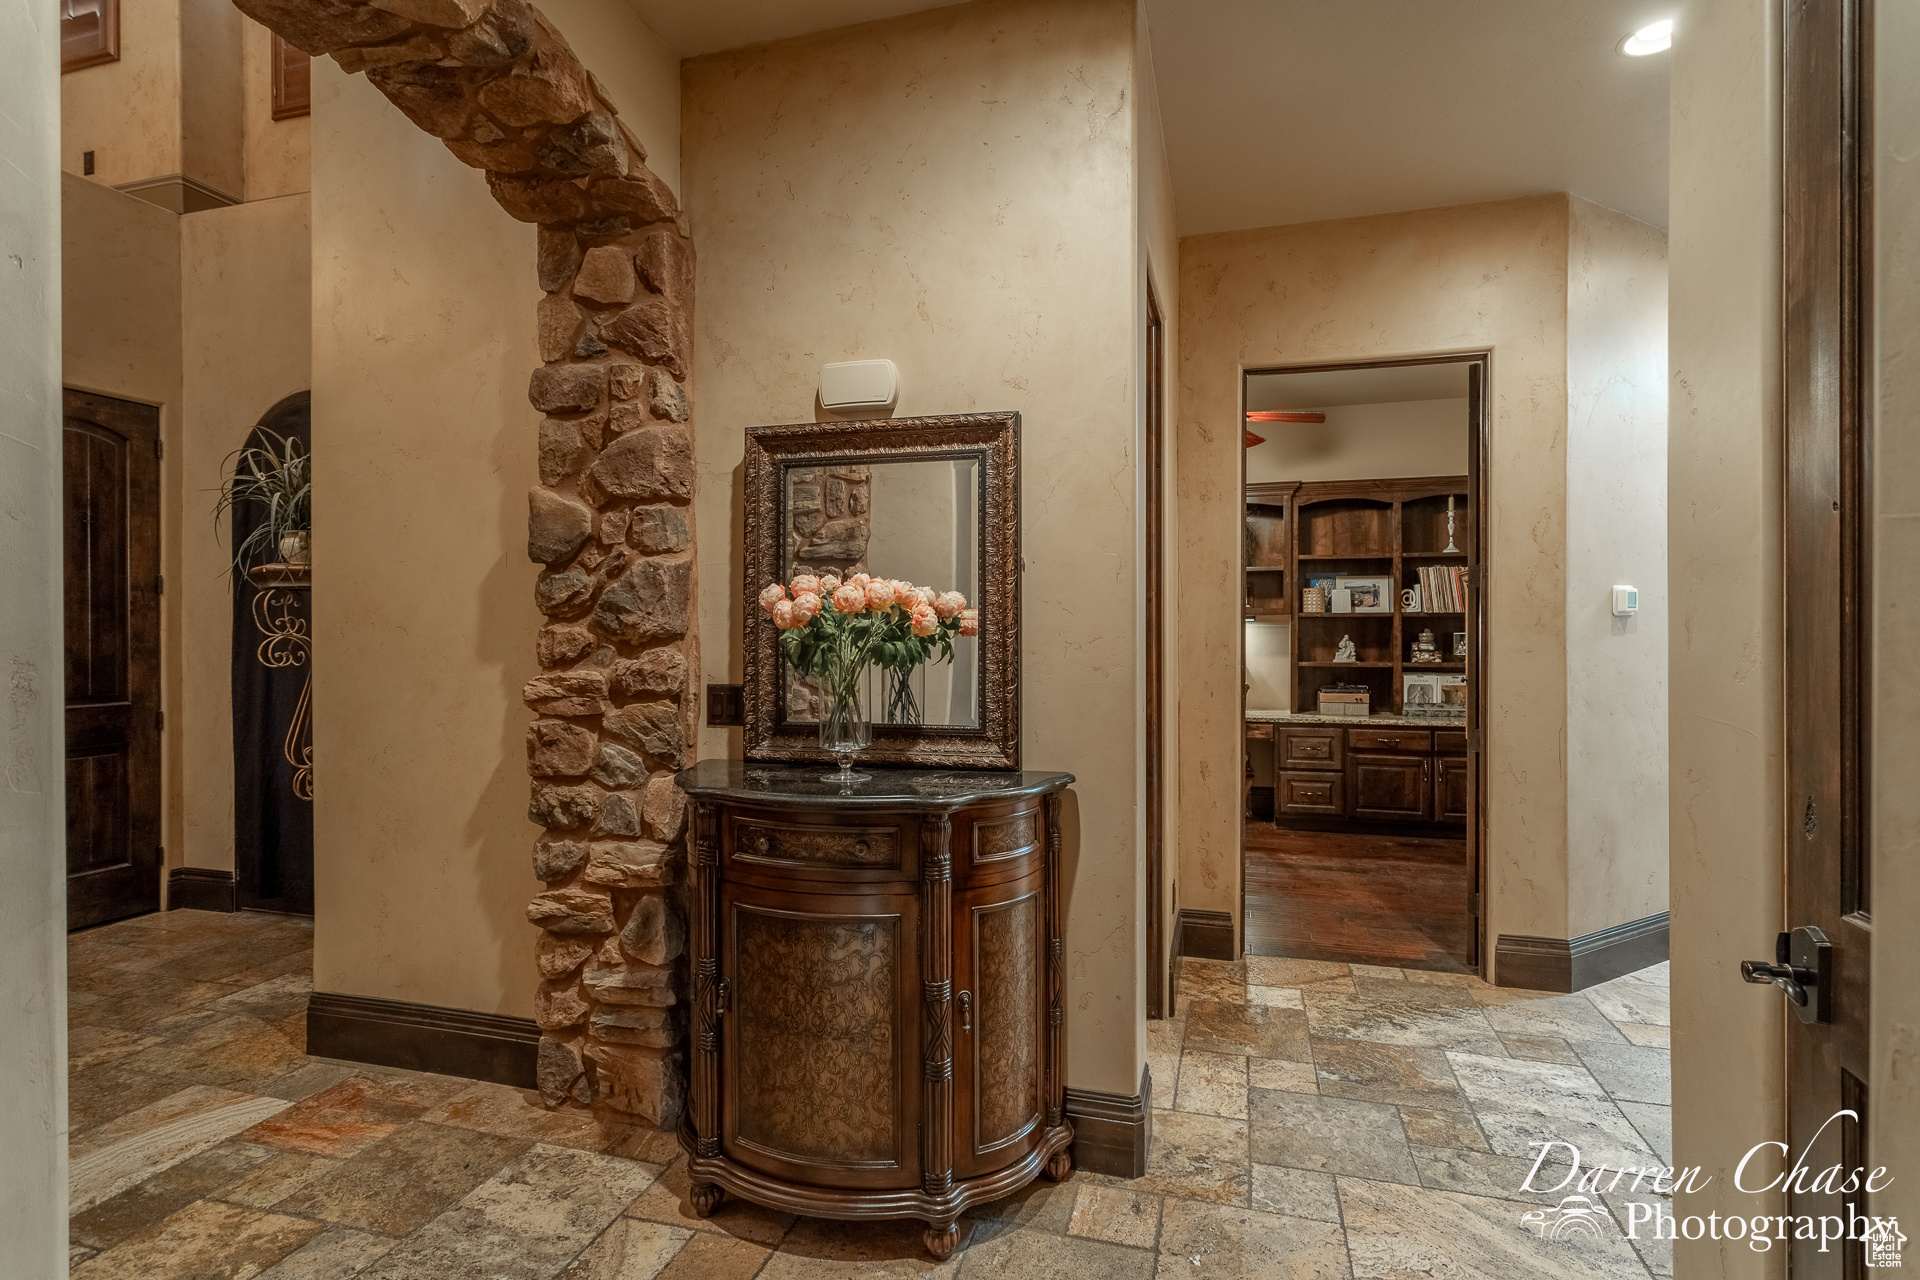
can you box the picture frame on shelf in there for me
[1336,575,1392,614]
[1402,673,1442,707]
[1453,631,1468,657]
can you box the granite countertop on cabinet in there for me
[1245,709,1466,729]
[675,759,1073,808]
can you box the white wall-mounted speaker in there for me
[819,359,899,412]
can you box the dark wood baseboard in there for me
[1064,1062,1151,1178]
[167,867,237,913]
[1495,911,1669,993]
[306,991,539,1088]
[1177,908,1236,961]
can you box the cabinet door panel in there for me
[1348,753,1431,821]
[1435,755,1470,823]
[954,873,1046,1178]
[721,884,920,1188]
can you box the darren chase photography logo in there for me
[1516,1110,1900,1265]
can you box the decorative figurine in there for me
[1410,628,1442,664]
[1444,494,1461,554]
[1334,634,1358,663]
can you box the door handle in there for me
[1740,926,1831,1024]
[958,990,972,1033]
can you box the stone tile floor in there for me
[67,910,1673,1278]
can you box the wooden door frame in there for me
[1238,352,1490,973]
[1781,0,1874,1270]
[1145,282,1169,1017]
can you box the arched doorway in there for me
[231,391,313,914]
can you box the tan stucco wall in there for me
[240,18,310,202]
[60,0,185,188]
[180,0,245,201]
[1244,397,1468,485]
[1667,0,1787,1271]
[1565,197,1669,937]
[684,0,1147,1094]
[1869,0,1919,1240]
[306,1,679,1016]
[539,0,680,198]
[177,193,313,874]
[60,174,187,884]
[1177,196,1574,959]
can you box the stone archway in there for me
[236,0,695,1128]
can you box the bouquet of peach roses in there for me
[758,571,976,726]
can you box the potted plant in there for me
[214,430,311,578]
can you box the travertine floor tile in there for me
[1250,1165,1341,1223]
[272,1121,530,1236]
[1501,1033,1582,1064]
[765,1215,964,1277]
[1184,998,1311,1062]
[1245,958,1349,988]
[957,1223,1150,1279]
[1482,994,1630,1046]
[1135,1109,1251,1206]
[69,1140,277,1251]
[1303,982,1504,1055]
[242,1074,468,1158]
[1067,1183,1162,1248]
[654,1232,771,1280]
[626,1156,798,1246]
[70,1198,324,1280]
[1616,1102,1673,1164]
[1310,1040,1465,1110]
[254,1224,397,1279]
[1153,1196,1351,1279]
[1615,1024,1670,1048]
[1339,1176,1649,1279]
[70,1085,294,1215]
[1249,1057,1317,1094]
[421,1079,634,1153]
[1445,1053,1654,1169]
[1247,1090,1418,1186]
[1174,1049,1249,1118]
[1571,1043,1670,1106]
[1248,985,1306,1010]
[562,1218,693,1279]
[1395,1106,1488,1153]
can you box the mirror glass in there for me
[780,458,981,729]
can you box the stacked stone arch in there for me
[234,0,695,1127]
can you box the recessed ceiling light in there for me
[1621,18,1673,55]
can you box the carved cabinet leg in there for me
[689,1181,724,1218]
[923,1222,960,1261]
[1043,1148,1073,1182]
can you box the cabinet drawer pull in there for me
[958,990,972,1033]
[716,977,730,1015]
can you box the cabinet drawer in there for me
[1276,770,1344,816]
[1245,721,1274,740]
[1277,727,1344,771]
[1434,729,1468,753]
[725,809,912,887]
[1346,727,1432,753]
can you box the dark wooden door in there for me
[953,871,1047,1180]
[63,389,161,930]
[1781,0,1874,1272]
[1348,753,1429,822]
[1434,756,1469,824]
[1145,283,1169,1016]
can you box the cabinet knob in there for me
[752,832,770,855]
[958,990,972,1033]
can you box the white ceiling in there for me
[1247,362,1470,411]
[624,0,1672,234]
[1144,0,1672,235]
[621,0,960,56]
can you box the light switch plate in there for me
[1612,585,1639,616]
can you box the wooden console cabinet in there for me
[674,761,1076,1259]
[1275,724,1465,828]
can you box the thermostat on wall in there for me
[819,359,899,411]
[1612,585,1639,617]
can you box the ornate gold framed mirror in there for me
[742,412,1020,769]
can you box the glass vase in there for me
[882,667,922,726]
[818,679,872,785]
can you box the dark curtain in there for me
[231,392,313,914]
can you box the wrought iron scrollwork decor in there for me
[251,585,313,801]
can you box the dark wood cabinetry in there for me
[1273,724,1463,829]
[676,762,1074,1260]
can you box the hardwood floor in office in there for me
[1244,827,1472,972]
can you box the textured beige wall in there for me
[540,0,680,197]
[1244,398,1468,485]
[1565,198,1669,937]
[306,0,678,1015]
[684,0,1146,1093]
[240,18,310,202]
[180,0,245,201]
[1869,0,1920,1238]
[177,193,313,874]
[60,0,184,187]
[1666,0,1786,1272]
[1177,196,1573,958]
[60,174,187,884]
[310,58,542,1015]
